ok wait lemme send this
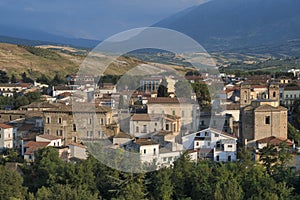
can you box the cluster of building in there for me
[0,72,299,170]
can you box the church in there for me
[239,83,288,146]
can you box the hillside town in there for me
[1,71,300,171]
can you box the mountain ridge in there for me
[155,0,300,53]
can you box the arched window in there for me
[273,91,276,98]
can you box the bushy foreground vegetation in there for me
[1,145,300,200]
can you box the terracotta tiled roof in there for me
[222,103,240,110]
[257,136,293,146]
[114,132,132,139]
[284,86,300,91]
[68,142,86,148]
[0,123,13,129]
[54,85,73,90]
[185,76,203,80]
[18,124,35,132]
[135,139,158,146]
[131,114,151,121]
[43,103,111,113]
[37,134,61,140]
[20,102,58,109]
[148,97,192,104]
[24,141,50,148]
[254,104,287,111]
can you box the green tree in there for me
[21,72,33,83]
[192,82,211,106]
[0,70,9,83]
[51,74,65,86]
[157,78,169,97]
[151,168,173,200]
[292,99,300,129]
[174,80,192,98]
[14,96,30,108]
[288,122,300,146]
[10,74,17,83]
[25,91,41,103]
[0,165,27,200]
[37,74,50,85]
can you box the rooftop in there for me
[0,123,13,129]
[256,136,293,146]
[135,138,158,146]
[37,134,62,140]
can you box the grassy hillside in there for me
[0,43,192,80]
[0,42,82,79]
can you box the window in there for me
[166,124,170,131]
[100,118,104,125]
[72,136,77,143]
[143,149,146,154]
[216,155,219,161]
[196,142,199,146]
[201,120,205,126]
[136,126,139,133]
[154,148,156,155]
[143,125,147,133]
[286,94,288,98]
[73,124,77,132]
[273,91,276,98]
[215,134,219,137]
[172,110,175,115]
[213,120,216,126]
[205,132,209,136]
[207,142,210,146]
[87,131,93,138]
[57,130,63,136]
[58,118,62,124]
[0,134,1,138]
[182,111,185,117]
[99,131,104,138]
[46,129,50,134]
[224,120,228,125]
[228,155,231,162]
[88,118,92,124]
[46,117,51,124]
[265,116,270,124]
[228,145,233,148]
[155,122,157,126]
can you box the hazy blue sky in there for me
[0,0,206,40]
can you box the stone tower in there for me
[240,83,251,108]
[268,83,279,104]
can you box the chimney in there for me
[114,123,120,135]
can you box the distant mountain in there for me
[155,0,300,53]
[0,25,99,49]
